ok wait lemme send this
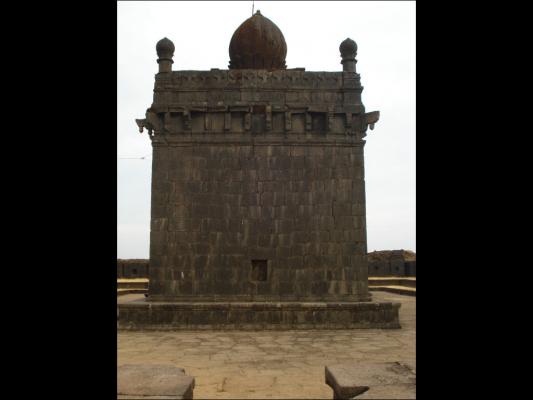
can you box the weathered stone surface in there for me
[325,362,415,399]
[146,137,372,303]
[118,364,195,399]
[118,298,400,330]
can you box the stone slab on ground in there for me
[118,364,195,400]
[325,362,415,399]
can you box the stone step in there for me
[118,288,148,296]
[118,279,149,290]
[116,281,416,297]
[369,286,416,297]
[368,277,416,288]
[118,299,402,330]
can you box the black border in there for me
[12,0,510,397]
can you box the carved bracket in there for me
[183,110,191,130]
[284,111,292,131]
[265,105,272,131]
[364,111,380,131]
[224,111,231,131]
[135,118,151,135]
[327,106,335,132]
[305,112,312,131]
[135,108,163,137]
[244,110,252,131]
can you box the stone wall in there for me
[118,301,401,330]
[367,251,416,277]
[150,140,369,301]
[404,261,416,277]
[116,253,417,280]
[144,69,374,302]
[368,260,391,276]
[117,259,149,279]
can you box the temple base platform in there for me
[118,296,401,330]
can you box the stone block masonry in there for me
[118,300,400,330]
[149,135,371,302]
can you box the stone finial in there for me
[340,38,357,72]
[156,37,175,73]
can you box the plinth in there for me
[118,297,401,330]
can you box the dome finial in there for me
[229,11,287,70]
[340,37,357,72]
[156,37,175,73]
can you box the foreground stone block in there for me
[118,299,400,330]
[325,362,415,399]
[118,364,195,399]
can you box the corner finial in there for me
[340,37,357,72]
[156,37,175,73]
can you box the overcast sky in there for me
[117,0,416,258]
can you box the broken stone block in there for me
[118,364,195,399]
[325,362,415,399]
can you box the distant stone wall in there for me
[367,251,416,277]
[117,259,149,279]
[404,261,416,277]
[118,256,415,279]
[368,260,391,276]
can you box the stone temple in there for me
[119,11,400,329]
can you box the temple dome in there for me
[229,10,287,70]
